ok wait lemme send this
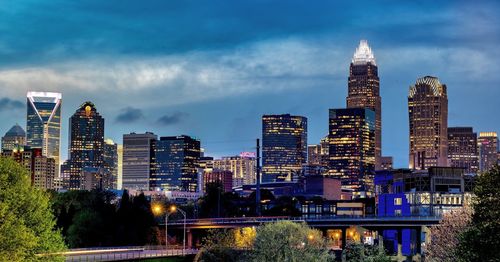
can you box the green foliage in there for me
[456,166,500,262]
[343,241,392,262]
[194,229,244,262]
[51,189,159,248]
[251,221,333,262]
[0,157,66,261]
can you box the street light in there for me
[151,204,187,254]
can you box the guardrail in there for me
[64,248,198,262]
[165,215,442,225]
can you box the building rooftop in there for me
[352,40,376,66]
[4,124,25,137]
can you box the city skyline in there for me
[0,1,499,168]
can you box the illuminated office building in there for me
[203,169,233,193]
[328,108,375,196]
[448,127,478,174]
[104,139,118,189]
[117,144,123,189]
[380,156,393,170]
[154,135,201,192]
[213,153,256,187]
[65,102,105,190]
[307,144,322,166]
[262,114,307,182]
[347,40,382,169]
[408,76,448,170]
[2,146,55,189]
[122,132,157,191]
[1,124,26,152]
[478,132,498,173]
[26,91,62,177]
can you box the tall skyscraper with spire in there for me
[346,40,382,170]
[26,92,62,177]
[408,76,448,170]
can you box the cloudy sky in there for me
[0,0,499,167]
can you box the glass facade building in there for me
[65,102,105,190]
[122,132,157,191]
[26,91,62,177]
[347,40,382,170]
[262,114,307,183]
[478,132,498,173]
[408,76,448,170]
[448,127,478,174]
[213,154,256,187]
[154,135,201,192]
[328,108,375,196]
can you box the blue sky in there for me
[0,0,499,167]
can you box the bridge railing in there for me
[165,215,442,225]
[63,248,198,262]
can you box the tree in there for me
[426,206,472,261]
[0,157,66,261]
[251,221,333,262]
[194,229,245,262]
[343,241,392,262]
[456,166,500,262]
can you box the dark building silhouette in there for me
[262,114,307,183]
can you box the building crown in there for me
[352,40,376,66]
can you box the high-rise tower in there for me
[26,92,62,177]
[408,76,448,170]
[262,114,307,182]
[64,102,105,189]
[346,40,382,170]
[1,124,26,152]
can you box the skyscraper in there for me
[1,124,26,152]
[408,76,448,170]
[26,92,62,176]
[122,132,157,191]
[328,108,375,196]
[448,127,478,174]
[478,132,498,173]
[346,40,382,169]
[154,135,201,192]
[262,114,307,182]
[117,144,123,189]
[104,139,118,189]
[307,144,322,166]
[65,102,105,190]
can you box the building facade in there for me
[213,153,256,187]
[408,76,448,170]
[26,92,62,177]
[478,132,498,173]
[346,40,382,170]
[64,102,105,190]
[104,139,118,189]
[154,135,201,192]
[328,108,375,196]
[1,124,26,152]
[2,146,55,189]
[203,169,233,193]
[448,127,478,174]
[262,114,307,182]
[122,132,157,191]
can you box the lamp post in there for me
[152,204,187,254]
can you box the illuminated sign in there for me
[240,152,256,158]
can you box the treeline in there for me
[50,190,159,248]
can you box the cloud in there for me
[115,107,143,123]
[0,97,23,111]
[157,112,188,125]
